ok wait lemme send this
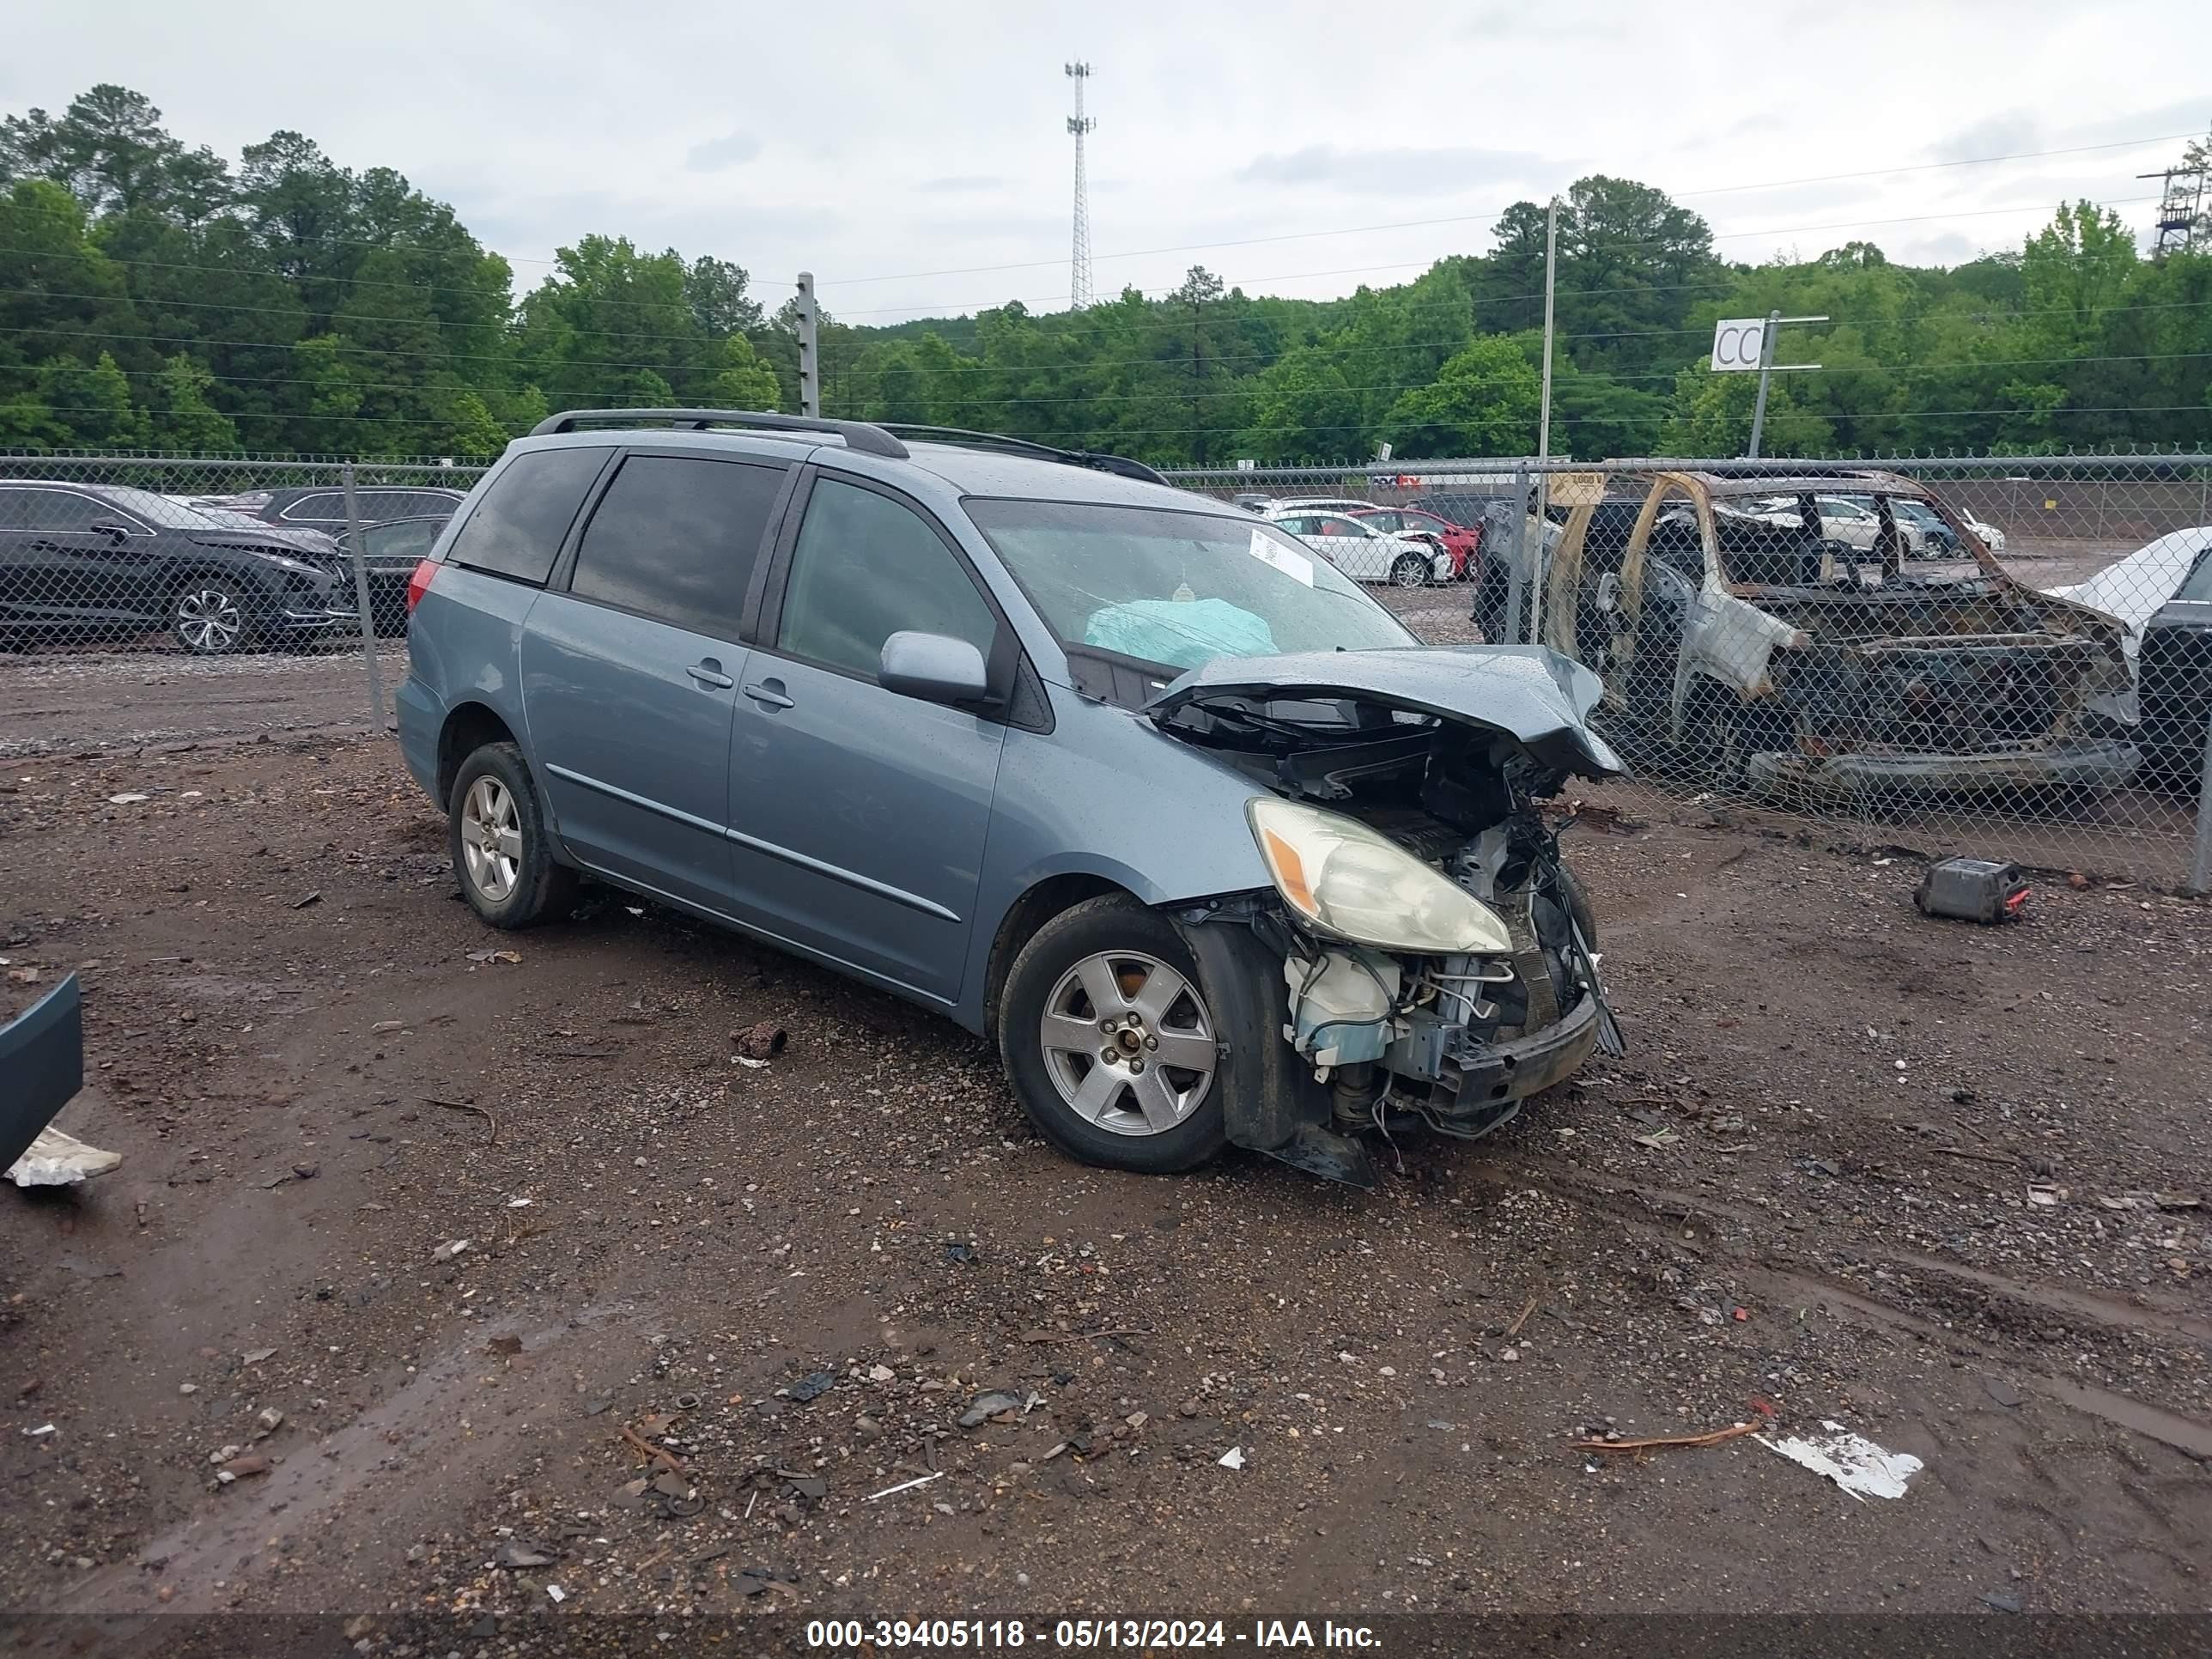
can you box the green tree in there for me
[1236,346,1361,463]
[144,353,239,451]
[1381,336,1542,457]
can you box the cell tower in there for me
[1065,62,1096,310]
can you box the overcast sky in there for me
[7,0,2206,323]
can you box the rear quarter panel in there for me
[394,567,540,800]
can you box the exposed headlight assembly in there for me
[1247,797,1513,956]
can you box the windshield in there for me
[2177,549,2212,604]
[966,498,1419,672]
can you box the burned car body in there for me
[1528,470,2137,801]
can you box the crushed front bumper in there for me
[1415,994,1603,1139]
[1747,738,2139,801]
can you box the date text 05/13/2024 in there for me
[804,1619,1382,1650]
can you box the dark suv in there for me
[0,482,350,653]
[217,484,468,532]
[396,409,1622,1187]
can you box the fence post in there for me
[2190,708,2212,896]
[341,463,388,731]
[1502,464,1529,644]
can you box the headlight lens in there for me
[1246,797,1513,956]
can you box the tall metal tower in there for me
[1065,62,1097,310]
[2140,161,2207,258]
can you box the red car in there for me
[1350,507,1482,580]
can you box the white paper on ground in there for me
[1756,1419,1923,1501]
[7,1127,123,1188]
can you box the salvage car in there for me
[1521,470,2137,802]
[1266,507,1454,587]
[398,410,1623,1187]
[2051,526,2212,788]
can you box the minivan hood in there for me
[1146,645,1622,779]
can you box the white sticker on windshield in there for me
[1249,526,1315,586]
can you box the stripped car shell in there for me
[1529,470,2138,801]
[1143,645,1625,1184]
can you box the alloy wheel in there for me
[459,775,523,902]
[1037,951,1217,1137]
[173,586,243,653]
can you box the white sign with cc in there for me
[1711,318,1769,372]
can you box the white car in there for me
[1747,494,1934,558]
[1267,508,1452,587]
[1960,509,2007,552]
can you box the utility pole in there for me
[1065,63,1097,310]
[1536,196,1558,461]
[1746,311,1826,459]
[795,271,820,418]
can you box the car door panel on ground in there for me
[727,472,1007,1005]
[515,450,786,915]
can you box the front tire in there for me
[448,741,578,928]
[998,896,1229,1175]
[1389,552,1430,589]
[170,577,253,654]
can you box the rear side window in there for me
[362,519,441,561]
[277,493,346,522]
[567,455,787,638]
[444,447,607,585]
[775,478,995,680]
[401,491,462,517]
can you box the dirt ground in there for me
[3,726,2207,1631]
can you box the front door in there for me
[726,473,1006,1006]
[520,452,790,914]
[0,488,161,630]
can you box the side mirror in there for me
[88,520,132,542]
[878,630,991,707]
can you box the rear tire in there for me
[997,896,1229,1175]
[448,741,578,929]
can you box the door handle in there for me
[742,678,794,710]
[685,659,735,690]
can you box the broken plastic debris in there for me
[1217,1446,1245,1469]
[864,1471,943,1502]
[241,1347,277,1365]
[8,1127,121,1188]
[957,1390,1024,1428]
[545,1584,567,1603]
[106,793,148,805]
[24,1424,56,1437]
[432,1238,471,1262]
[734,1056,770,1070]
[1755,1419,1923,1501]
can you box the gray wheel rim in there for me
[174,587,242,652]
[1038,950,1216,1138]
[1391,556,1425,587]
[459,775,522,902]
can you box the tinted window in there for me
[777,478,995,679]
[2176,548,2212,605]
[278,493,347,523]
[444,447,608,585]
[568,455,786,637]
[15,489,112,531]
[0,489,32,530]
[400,491,462,518]
[362,519,441,561]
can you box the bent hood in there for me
[1146,645,1622,778]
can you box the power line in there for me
[813,133,2199,288]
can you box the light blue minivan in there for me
[397,410,1622,1187]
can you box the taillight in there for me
[404,559,438,613]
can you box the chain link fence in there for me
[5,445,2207,890]
[0,453,486,757]
[1166,453,2212,891]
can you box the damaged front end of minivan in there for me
[1146,647,1625,1188]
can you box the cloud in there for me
[685,130,762,172]
[914,174,1007,194]
[1235,144,1559,196]
[1927,111,2046,166]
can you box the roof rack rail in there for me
[529,408,908,459]
[874,425,1169,487]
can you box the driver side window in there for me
[776,477,997,683]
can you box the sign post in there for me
[1711,313,1826,459]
